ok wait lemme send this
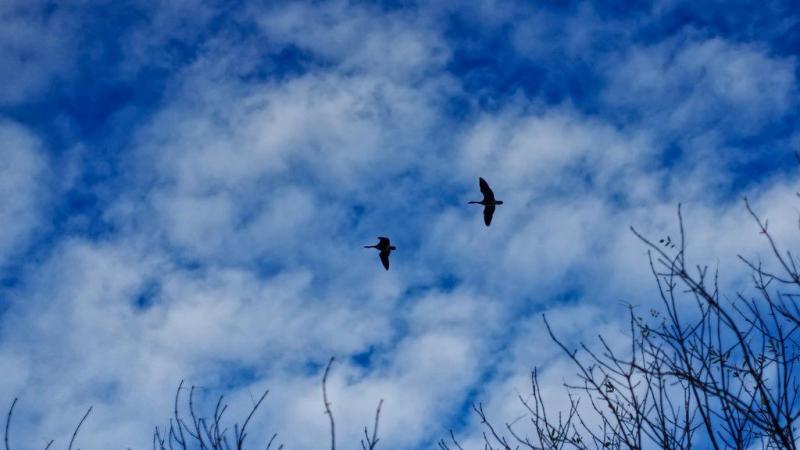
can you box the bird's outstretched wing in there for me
[479,177,495,202]
[379,250,390,270]
[483,204,495,226]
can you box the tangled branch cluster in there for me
[442,200,800,450]
[5,357,382,450]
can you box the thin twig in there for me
[5,398,16,450]
[67,406,93,450]
[322,357,336,450]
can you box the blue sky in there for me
[1,1,799,448]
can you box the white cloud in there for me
[0,120,48,267]
[603,36,797,137]
[254,0,449,81]
[2,2,799,450]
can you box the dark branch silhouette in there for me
[3,359,384,449]
[4,398,15,450]
[323,357,336,450]
[68,407,92,450]
[151,380,276,450]
[448,197,800,449]
[361,399,383,450]
[5,398,92,450]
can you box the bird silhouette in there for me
[364,237,396,270]
[469,177,503,226]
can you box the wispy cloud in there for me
[0,120,48,267]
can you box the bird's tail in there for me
[496,201,504,205]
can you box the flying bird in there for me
[364,237,396,270]
[469,177,503,226]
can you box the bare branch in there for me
[4,398,16,450]
[67,406,92,450]
[322,357,336,450]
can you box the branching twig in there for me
[361,399,383,450]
